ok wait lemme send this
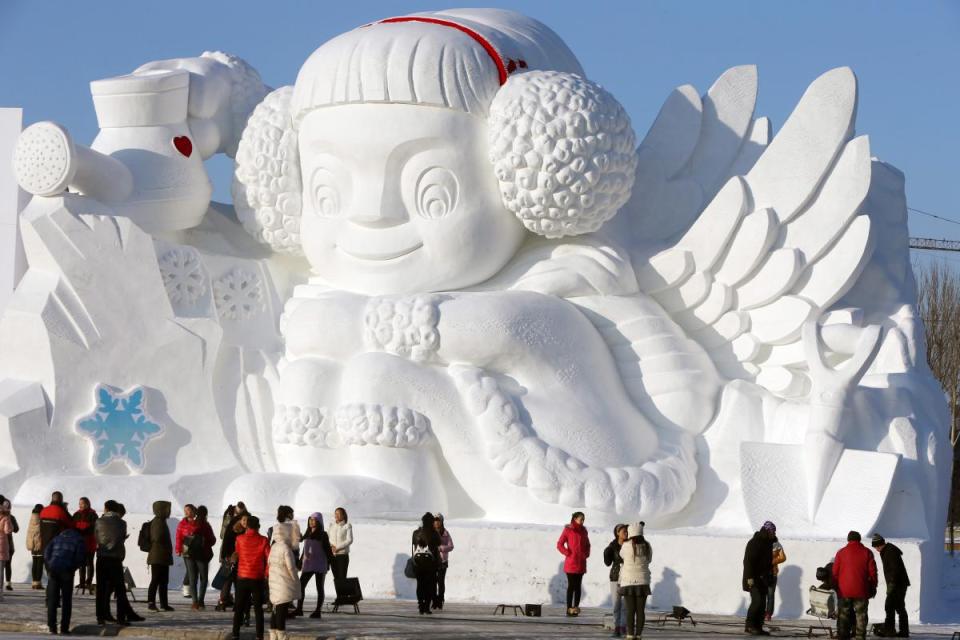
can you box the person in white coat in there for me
[268,523,300,640]
[618,522,652,640]
[327,507,353,598]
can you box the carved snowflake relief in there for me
[158,247,205,305]
[213,267,264,320]
[76,385,164,472]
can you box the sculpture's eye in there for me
[310,168,340,218]
[415,167,458,219]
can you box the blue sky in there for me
[1,1,958,263]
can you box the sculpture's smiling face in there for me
[298,103,525,294]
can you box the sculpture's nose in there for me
[346,172,407,227]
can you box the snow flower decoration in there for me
[76,385,164,472]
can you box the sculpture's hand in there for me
[802,320,882,520]
[135,52,268,158]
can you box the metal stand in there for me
[493,604,525,616]
[656,606,696,627]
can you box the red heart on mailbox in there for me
[173,136,193,158]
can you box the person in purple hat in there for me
[742,521,777,636]
[294,512,334,619]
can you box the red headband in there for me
[377,16,526,86]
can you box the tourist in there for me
[95,500,143,626]
[268,521,300,640]
[146,500,175,612]
[556,511,590,617]
[177,503,217,610]
[39,491,73,557]
[42,525,86,634]
[433,513,454,610]
[294,512,334,618]
[411,512,441,615]
[0,500,14,599]
[72,496,98,595]
[327,506,353,598]
[871,533,910,638]
[216,502,247,610]
[765,534,787,621]
[232,515,269,640]
[742,520,777,635]
[618,522,652,640]
[175,504,197,599]
[269,506,302,553]
[832,531,878,640]
[0,495,18,592]
[26,504,43,589]
[266,505,302,613]
[604,523,628,637]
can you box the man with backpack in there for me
[96,501,143,626]
[43,527,87,635]
[411,512,442,615]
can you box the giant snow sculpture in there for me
[0,7,949,614]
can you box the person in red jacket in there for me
[72,497,98,594]
[176,504,217,610]
[231,516,269,640]
[832,531,878,640]
[39,492,73,549]
[556,511,591,617]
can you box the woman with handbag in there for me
[411,512,441,615]
[294,513,334,619]
[177,505,217,610]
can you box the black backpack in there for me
[137,521,151,553]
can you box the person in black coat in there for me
[742,521,776,636]
[871,534,910,638]
[411,512,441,615]
[603,524,628,636]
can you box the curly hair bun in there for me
[232,86,303,255]
[489,70,638,238]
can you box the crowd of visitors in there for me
[0,491,914,640]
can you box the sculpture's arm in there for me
[433,290,661,468]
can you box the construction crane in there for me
[909,237,960,252]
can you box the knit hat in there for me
[871,533,885,548]
[627,521,644,538]
[761,521,777,534]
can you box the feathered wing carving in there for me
[623,66,873,399]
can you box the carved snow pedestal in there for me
[0,9,950,618]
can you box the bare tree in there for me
[915,260,960,553]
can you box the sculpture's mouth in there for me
[336,242,422,261]
[335,223,423,262]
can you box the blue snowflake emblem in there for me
[76,385,164,472]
